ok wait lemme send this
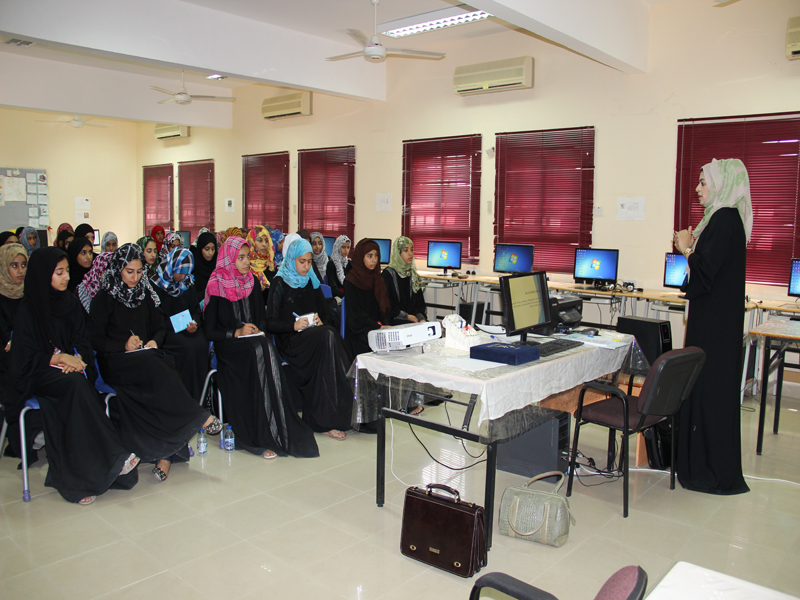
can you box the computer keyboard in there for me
[520,338,585,357]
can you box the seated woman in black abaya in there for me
[191,231,218,301]
[67,236,94,292]
[343,238,392,358]
[266,239,354,441]
[90,243,219,483]
[382,236,427,325]
[203,236,318,459]
[326,235,351,299]
[152,247,208,400]
[12,247,140,505]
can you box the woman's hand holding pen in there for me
[126,335,143,351]
[235,322,259,337]
[55,353,86,374]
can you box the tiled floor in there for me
[0,389,798,600]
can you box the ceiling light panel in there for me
[379,5,492,38]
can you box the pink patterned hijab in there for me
[204,236,254,310]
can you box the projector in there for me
[368,321,442,352]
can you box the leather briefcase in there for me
[400,483,487,578]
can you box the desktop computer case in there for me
[616,315,672,365]
[497,412,571,479]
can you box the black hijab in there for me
[23,247,73,352]
[55,229,74,250]
[0,231,18,246]
[191,231,218,296]
[67,237,93,291]
[74,223,94,241]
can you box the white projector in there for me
[368,321,442,352]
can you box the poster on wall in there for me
[75,210,91,223]
[75,196,90,209]
[0,176,26,203]
[0,167,48,234]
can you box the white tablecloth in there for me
[355,337,632,428]
[647,562,797,599]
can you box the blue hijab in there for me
[277,239,320,290]
[20,226,41,256]
[270,229,285,266]
[153,247,194,297]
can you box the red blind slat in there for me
[243,152,290,233]
[143,164,173,235]
[298,146,355,241]
[494,127,595,273]
[402,134,482,264]
[675,114,800,286]
[178,160,215,241]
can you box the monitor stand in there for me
[437,268,450,276]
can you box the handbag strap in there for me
[426,483,461,503]
[508,497,547,537]
[522,471,566,493]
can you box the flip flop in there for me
[324,430,347,441]
[262,450,278,460]
[152,464,169,482]
[205,417,223,436]
[119,453,140,476]
[79,496,96,506]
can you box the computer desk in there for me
[352,336,635,547]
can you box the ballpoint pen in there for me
[74,347,88,378]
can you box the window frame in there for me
[298,146,355,241]
[143,163,174,236]
[242,151,290,233]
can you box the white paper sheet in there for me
[26,173,37,183]
[37,184,48,195]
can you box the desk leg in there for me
[485,441,497,550]
[757,337,771,455]
[471,285,479,325]
[774,346,785,435]
[455,281,463,316]
[377,410,386,507]
[644,300,650,318]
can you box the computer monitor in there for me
[499,271,552,343]
[664,252,688,289]
[494,243,534,274]
[427,240,462,275]
[789,259,800,297]
[176,231,191,248]
[93,228,100,246]
[373,238,392,265]
[36,229,48,248]
[323,236,335,256]
[573,247,619,288]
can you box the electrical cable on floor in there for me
[408,423,487,471]
[388,419,415,488]
[627,467,800,487]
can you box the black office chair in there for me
[566,346,706,517]
[469,566,648,600]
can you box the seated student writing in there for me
[265,239,354,441]
[326,235,351,298]
[382,236,427,325]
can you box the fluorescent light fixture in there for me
[380,5,492,38]
[206,74,227,80]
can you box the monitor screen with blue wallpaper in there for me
[323,236,335,256]
[494,243,534,274]
[790,259,800,297]
[573,248,619,286]
[664,252,688,289]
[373,238,392,265]
[427,241,462,273]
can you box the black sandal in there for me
[152,464,169,482]
[205,417,222,435]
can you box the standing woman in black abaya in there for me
[90,244,220,482]
[673,158,752,495]
[12,247,139,505]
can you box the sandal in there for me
[119,453,140,476]
[152,462,170,482]
[324,429,347,441]
[79,496,96,506]
[408,406,424,416]
[205,417,223,436]
[262,450,278,460]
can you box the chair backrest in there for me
[340,297,346,338]
[320,283,332,298]
[593,565,648,600]
[636,347,706,417]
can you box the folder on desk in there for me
[470,342,540,366]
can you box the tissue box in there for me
[470,342,540,366]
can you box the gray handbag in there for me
[498,471,576,547]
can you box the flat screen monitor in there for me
[573,247,619,287]
[494,243,534,274]
[499,271,552,343]
[427,240,462,275]
[323,236,335,256]
[36,229,48,248]
[789,259,800,297]
[176,231,191,248]
[93,228,100,247]
[663,252,688,289]
[373,238,392,265]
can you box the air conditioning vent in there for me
[454,56,533,96]
[787,16,800,60]
[261,91,312,120]
[154,124,190,139]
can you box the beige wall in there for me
[2,0,799,307]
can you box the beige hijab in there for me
[693,158,753,245]
[0,243,27,299]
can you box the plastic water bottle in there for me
[197,428,207,455]
[223,425,235,452]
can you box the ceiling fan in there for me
[327,0,445,63]
[150,71,235,105]
[36,115,109,128]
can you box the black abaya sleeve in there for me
[203,296,237,342]
[326,262,344,297]
[9,303,49,400]
[265,279,295,335]
[187,287,202,325]
[250,280,269,333]
[89,291,127,354]
[145,297,167,347]
[344,281,382,334]
[382,268,406,324]
[681,208,735,301]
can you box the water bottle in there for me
[197,428,207,455]
[223,425,235,452]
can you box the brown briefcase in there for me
[400,483,487,578]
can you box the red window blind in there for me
[402,134,482,264]
[243,152,290,233]
[298,146,355,240]
[143,164,173,235]
[675,113,800,286]
[178,160,215,241]
[495,127,595,273]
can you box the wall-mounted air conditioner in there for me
[261,91,312,120]
[453,56,533,96]
[787,17,800,60]
[154,124,190,139]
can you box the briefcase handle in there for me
[426,483,461,503]
[522,471,566,493]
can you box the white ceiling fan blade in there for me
[158,97,176,104]
[347,29,369,46]
[151,86,177,95]
[386,48,445,60]
[36,119,70,124]
[190,95,236,102]
[326,51,364,61]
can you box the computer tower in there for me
[616,315,672,365]
[497,412,570,479]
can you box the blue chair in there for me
[0,396,41,501]
[320,284,332,298]
[94,358,117,417]
[339,298,346,339]
[198,342,224,449]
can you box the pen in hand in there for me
[130,330,142,349]
[74,347,88,378]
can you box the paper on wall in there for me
[617,196,645,221]
[27,184,36,194]
[28,207,38,217]
[39,205,49,216]
[26,173,37,183]
[38,195,48,205]
[38,216,50,226]
[37,173,47,184]
[27,194,37,205]
[28,218,39,228]
[225,197,235,212]
[75,210,91,223]
[37,184,48,195]
[1,177,26,202]
[75,196,90,209]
